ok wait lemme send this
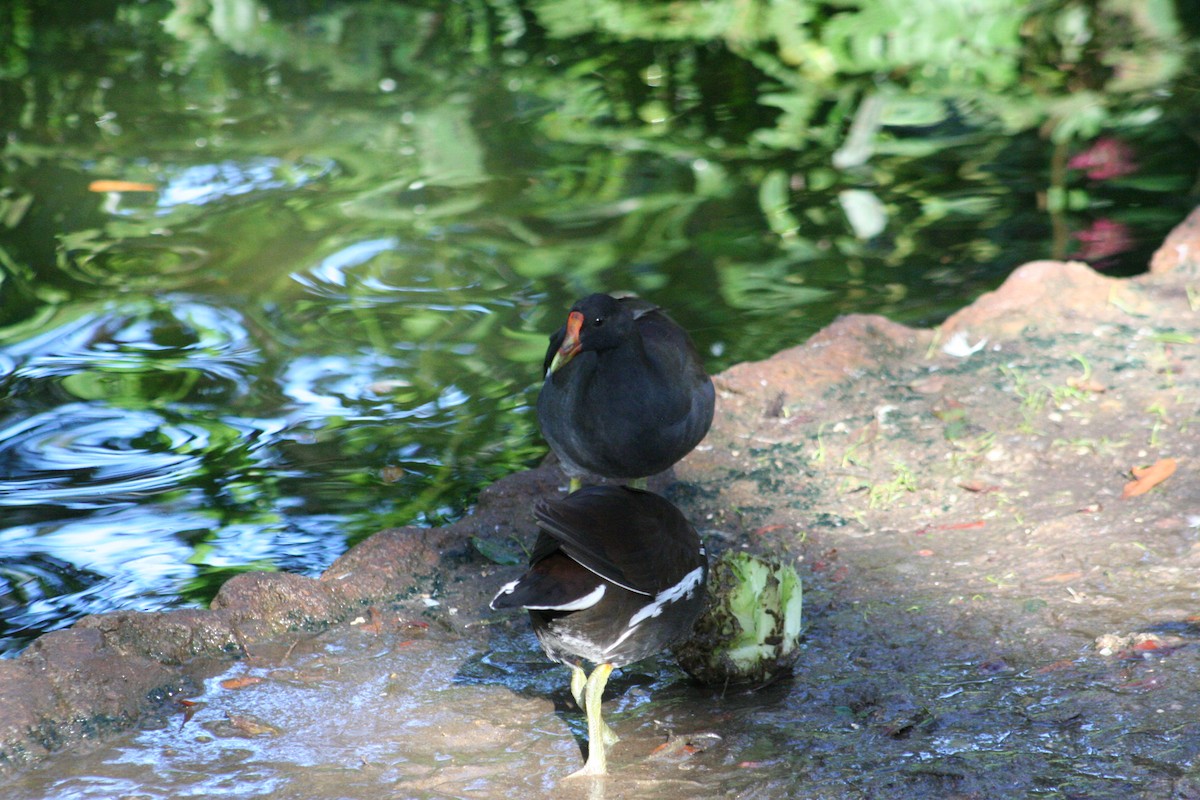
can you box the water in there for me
[4,587,1198,799]
[1,2,1197,655]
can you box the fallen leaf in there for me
[1067,376,1106,393]
[226,712,282,736]
[937,520,986,531]
[1121,457,1177,499]
[916,549,935,557]
[1033,659,1076,674]
[908,376,946,394]
[87,179,157,192]
[1038,571,1083,584]
[470,535,524,566]
[220,676,264,690]
[358,606,385,635]
[177,699,202,729]
[379,465,405,484]
[648,739,700,759]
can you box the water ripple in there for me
[58,239,215,288]
[0,405,207,508]
[11,298,262,402]
[154,157,336,210]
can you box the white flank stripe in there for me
[522,583,606,611]
[627,566,704,627]
[604,566,705,656]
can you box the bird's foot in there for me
[565,748,609,779]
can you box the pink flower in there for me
[1071,218,1135,266]
[1067,137,1138,181]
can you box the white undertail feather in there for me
[604,565,705,656]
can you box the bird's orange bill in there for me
[548,310,585,375]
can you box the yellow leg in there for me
[570,664,587,709]
[567,662,615,778]
[568,665,618,747]
[629,477,648,490]
[568,477,582,494]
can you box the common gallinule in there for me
[490,485,708,777]
[537,293,715,492]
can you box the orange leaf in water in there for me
[220,676,264,690]
[87,179,157,192]
[177,699,202,729]
[226,712,281,736]
[1121,457,1177,499]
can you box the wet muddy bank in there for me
[2,208,1200,797]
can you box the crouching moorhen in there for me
[490,485,708,777]
[536,293,715,492]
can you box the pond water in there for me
[1,1,1198,656]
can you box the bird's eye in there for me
[593,317,605,327]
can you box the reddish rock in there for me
[211,571,345,640]
[1149,205,1200,274]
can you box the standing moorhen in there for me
[490,485,708,777]
[536,293,715,492]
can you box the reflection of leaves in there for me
[823,0,1023,87]
[501,327,552,365]
[717,258,833,312]
[413,101,487,188]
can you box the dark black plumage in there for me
[490,485,708,776]
[536,294,715,488]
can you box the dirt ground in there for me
[2,209,1199,798]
